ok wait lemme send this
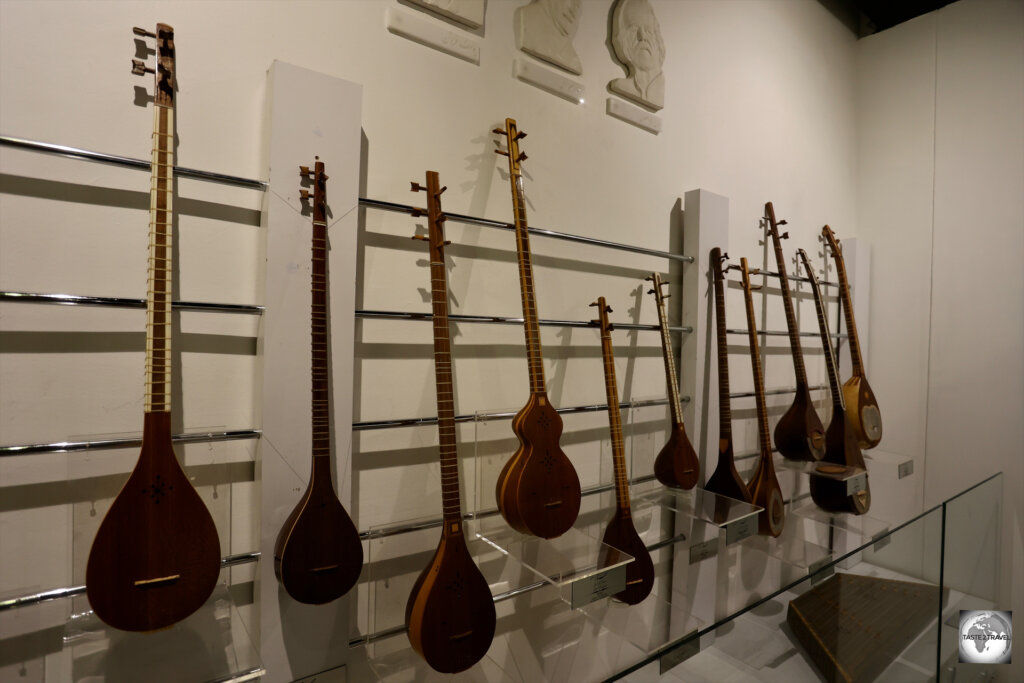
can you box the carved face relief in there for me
[608,0,665,110]
[515,0,584,75]
[543,0,582,38]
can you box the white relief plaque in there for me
[608,0,665,110]
[386,7,481,65]
[515,0,583,75]
[514,58,584,105]
[606,97,661,134]
[406,0,485,29]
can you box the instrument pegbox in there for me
[131,28,157,75]
[589,300,614,331]
[645,274,670,297]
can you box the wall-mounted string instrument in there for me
[764,202,825,461]
[822,226,882,449]
[491,118,581,539]
[646,273,699,489]
[405,171,496,672]
[703,248,752,510]
[739,258,786,537]
[798,249,871,515]
[593,298,655,605]
[273,159,363,604]
[85,24,221,631]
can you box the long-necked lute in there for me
[406,171,496,672]
[703,248,752,511]
[799,249,871,515]
[85,24,221,631]
[273,159,363,604]
[492,118,581,538]
[647,273,699,489]
[822,226,882,449]
[593,298,655,605]
[764,202,825,461]
[739,259,786,537]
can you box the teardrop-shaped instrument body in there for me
[705,440,752,509]
[774,388,826,462]
[747,454,786,537]
[600,511,655,605]
[843,376,882,449]
[653,425,700,490]
[497,394,582,539]
[274,458,363,604]
[810,405,872,515]
[406,531,497,674]
[86,412,221,631]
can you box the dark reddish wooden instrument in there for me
[798,249,871,515]
[764,202,825,462]
[492,118,581,539]
[646,273,699,490]
[822,226,882,450]
[593,298,655,605]
[85,24,221,631]
[703,248,752,512]
[273,159,363,604]
[405,171,496,672]
[739,259,786,537]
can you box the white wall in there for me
[856,1,1024,679]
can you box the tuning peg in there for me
[299,165,313,178]
[778,219,788,226]
[750,284,763,291]
[131,59,154,75]
[435,185,447,196]
[437,214,447,223]
[514,131,527,141]
[410,208,424,217]
[299,189,312,201]
[589,301,601,308]
[411,234,428,241]
[410,181,424,192]
[321,173,329,182]
[517,152,528,162]
[720,251,729,261]
[495,149,509,157]
[441,240,453,247]
[644,275,654,282]
[780,231,789,239]
[647,288,655,294]
[661,294,671,299]
[750,268,762,275]
[492,127,505,135]
[133,27,156,38]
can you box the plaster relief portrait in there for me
[515,0,583,75]
[608,0,665,110]
[408,0,485,29]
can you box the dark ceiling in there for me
[818,0,956,37]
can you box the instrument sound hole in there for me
[537,413,551,430]
[141,474,173,503]
[446,571,466,599]
[862,405,882,439]
[541,452,555,471]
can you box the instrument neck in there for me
[145,102,174,413]
[600,330,631,515]
[509,170,546,395]
[806,270,845,411]
[655,296,684,426]
[742,283,774,460]
[311,220,330,458]
[713,267,732,441]
[834,251,865,377]
[771,235,808,387]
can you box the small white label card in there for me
[514,58,585,105]
[606,97,662,134]
[386,7,480,65]
[569,565,627,609]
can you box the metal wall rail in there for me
[353,397,679,431]
[0,551,261,611]
[356,309,691,334]
[726,327,847,340]
[360,198,694,264]
[359,474,658,542]
[0,291,264,315]
[0,429,261,457]
[729,384,830,400]
[749,268,839,288]
[0,136,268,190]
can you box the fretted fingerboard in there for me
[741,264,774,460]
[654,287,684,426]
[511,173,546,395]
[311,219,330,457]
[833,244,865,378]
[802,255,845,411]
[145,103,174,413]
[711,254,732,441]
[770,232,808,384]
[599,323,631,515]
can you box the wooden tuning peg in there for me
[495,149,510,157]
[436,185,447,196]
[410,181,424,192]
[778,219,788,226]
[781,231,790,239]
[411,234,429,241]
[647,288,656,295]
[514,131,527,140]
[441,240,453,247]
[721,251,729,260]
[299,165,313,177]
[299,189,311,201]
[606,305,613,313]
[644,275,654,281]
[133,27,156,38]
[661,293,671,299]
[410,208,424,217]
[131,59,154,75]
[516,152,528,162]
[492,127,505,135]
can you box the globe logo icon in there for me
[959,610,1012,664]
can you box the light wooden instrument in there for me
[85,24,221,631]
[593,298,655,605]
[491,118,581,539]
[273,159,363,604]
[646,273,699,489]
[703,248,752,512]
[405,171,496,672]
[738,258,786,537]
[822,226,882,449]
[798,249,870,515]
[764,202,825,461]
